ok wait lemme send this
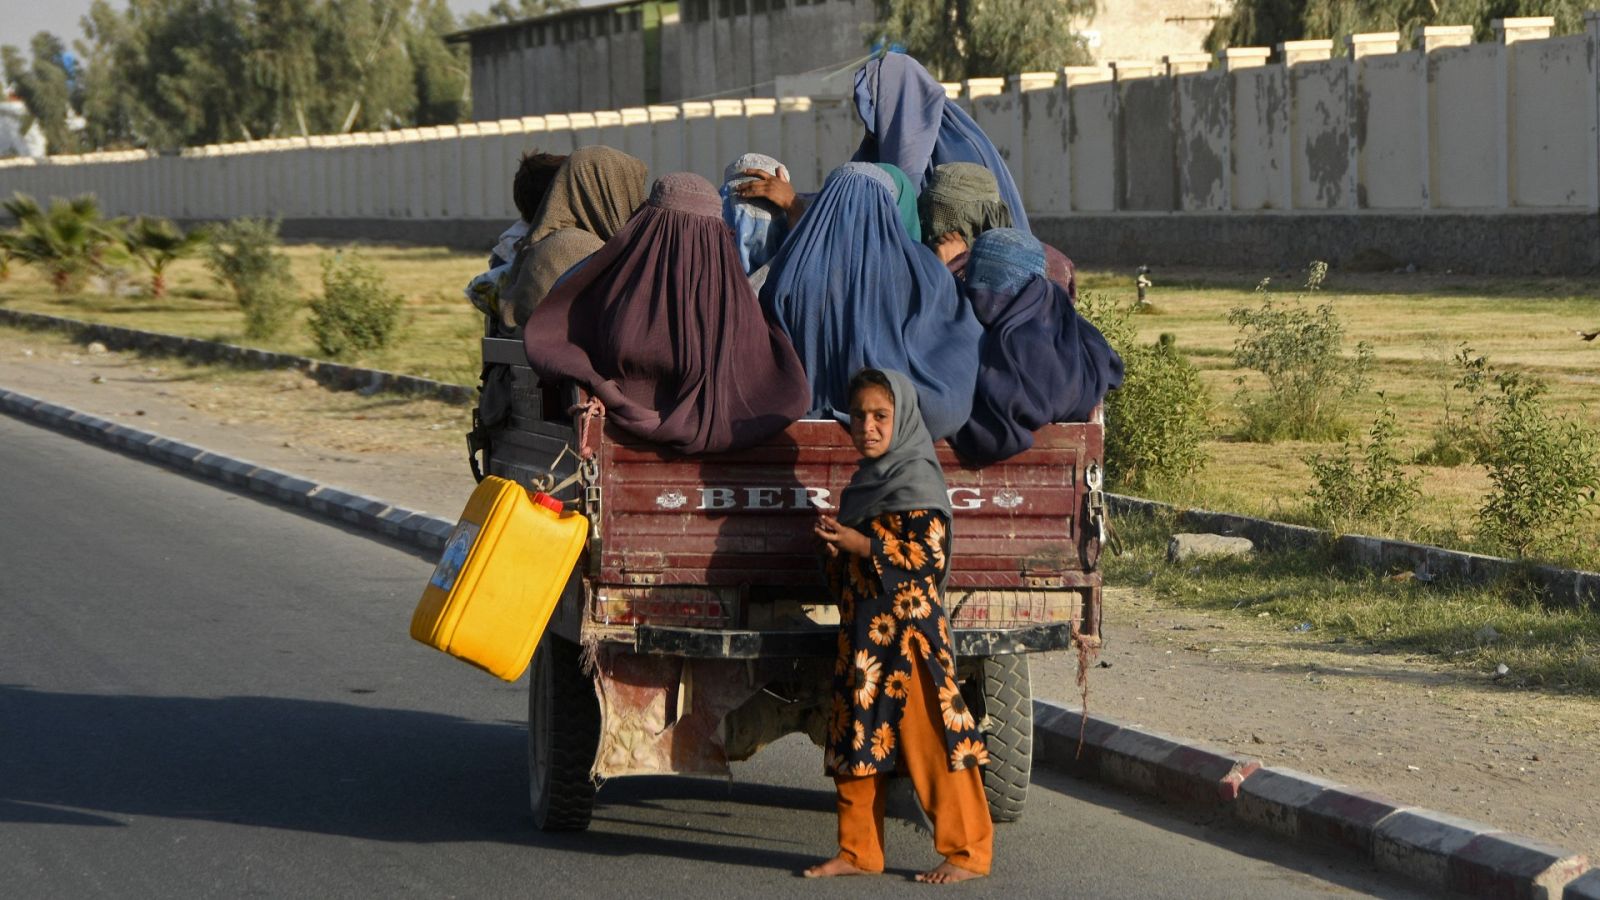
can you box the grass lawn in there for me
[0,242,491,388]
[1077,264,1600,569]
[1109,514,1600,696]
[3,243,1598,565]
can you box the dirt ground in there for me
[4,326,1596,859]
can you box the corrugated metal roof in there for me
[445,0,652,43]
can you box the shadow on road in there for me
[0,684,829,871]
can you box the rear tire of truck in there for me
[972,653,1032,823]
[527,633,601,832]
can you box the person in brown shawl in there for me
[504,146,650,329]
[521,173,811,455]
[921,162,1077,303]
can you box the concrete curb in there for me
[0,308,473,406]
[1033,699,1591,898]
[0,386,455,555]
[1110,494,1600,612]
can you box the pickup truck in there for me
[475,335,1109,831]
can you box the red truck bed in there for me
[481,343,1105,656]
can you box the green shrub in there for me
[1080,294,1213,490]
[1475,372,1600,558]
[204,218,298,340]
[1304,394,1421,535]
[122,216,208,298]
[2,192,120,292]
[1227,262,1372,442]
[307,253,405,357]
[1416,344,1494,467]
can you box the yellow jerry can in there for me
[411,475,588,681]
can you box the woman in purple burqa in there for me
[522,173,812,455]
[948,229,1123,466]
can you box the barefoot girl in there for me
[806,368,994,884]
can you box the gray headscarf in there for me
[919,162,1014,247]
[836,369,952,527]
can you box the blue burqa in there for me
[850,52,1030,234]
[949,229,1124,465]
[758,163,981,440]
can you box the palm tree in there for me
[1,193,120,293]
[122,217,209,298]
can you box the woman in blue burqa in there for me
[948,229,1123,465]
[759,162,981,441]
[850,52,1030,234]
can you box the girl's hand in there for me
[815,515,872,558]
[932,231,968,264]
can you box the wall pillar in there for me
[1013,71,1067,216]
[1063,65,1117,212]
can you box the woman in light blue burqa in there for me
[850,52,1030,234]
[720,153,792,274]
[758,162,981,441]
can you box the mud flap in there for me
[590,648,766,779]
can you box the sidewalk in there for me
[4,325,1596,860]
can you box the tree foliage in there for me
[5,0,469,153]
[1208,0,1586,52]
[2,33,84,154]
[871,0,1096,80]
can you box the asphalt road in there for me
[0,414,1430,899]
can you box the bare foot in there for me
[914,861,985,884]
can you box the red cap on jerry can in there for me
[530,491,564,513]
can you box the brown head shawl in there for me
[522,172,811,455]
[505,146,649,328]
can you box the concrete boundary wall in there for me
[6,17,1600,271]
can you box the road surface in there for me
[0,414,1428,898]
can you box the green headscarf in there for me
[872,162,923,243]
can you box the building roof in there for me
[445,0,651,43]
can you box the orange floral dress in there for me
[822,509,987,776]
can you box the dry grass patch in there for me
[0,241,488,386]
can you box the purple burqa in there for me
[523,173,811,455]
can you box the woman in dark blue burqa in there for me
[949,229,1123,465]
[759,162,981,441]
[850,52,1031,234]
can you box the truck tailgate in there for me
[596,419,1101,591]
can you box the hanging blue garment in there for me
[850,52,1031,234]
[948,229,1124,465]
[758,162,982,441]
